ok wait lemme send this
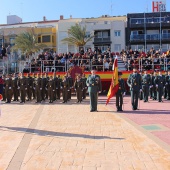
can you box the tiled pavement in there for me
[0,96,170,170]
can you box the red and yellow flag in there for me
[106,57,119,105]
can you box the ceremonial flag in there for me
[106,56,119,105]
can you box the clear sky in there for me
[0,0,170,24]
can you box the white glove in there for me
[9,87,11,89]
[18,87,20,89]
[53,90,55,91]
[61,87,63,89]
[67,90,70,91]
[149,86,152,88]
[40,88,42,90]
[140,89,142,92]
[87,83,89,86]
[25,88,27,90]
[99,91,101,93]
[34,87,35,90]
[123,92,126,96]
[156,84,158,87]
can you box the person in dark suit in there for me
[26,73,33,101]
[81,73,87,99]
[47,76,55,103]
[41,73,47,101]
[61,76,69,103]
[86,69,102,112]
[74,75,83,103]
[18,73,26,103]
[165,70,170,100]
[127,67,142,110]
[116,72,125,111]
[12,73,19,101]
[152,71,157,100]
[5,74,13,103]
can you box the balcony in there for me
[130,33,170,42]
[93,37,111,44]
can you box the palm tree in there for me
[12,29,46,57]
[61,23,94,51]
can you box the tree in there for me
[12,29,46,56]
[61,23,94,50]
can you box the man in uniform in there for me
[152,71,157,100]
[44,73,49,99]
[127,67,142,110]
[33,73,42,103]
[142,70,151,102]
[164,71,168,99]
[155,71,165,102]
[165,70,170,100]
[56,75,62,99]
[139,71,143,100]
[18,73,26,103]
[81,73,87,99]
[61,76,69,103]
[67,73,73,101]
[74,75,83,103]
[2,75,6,101]
[26,73,33,101]
[47,76,55,103]
[32,73,36,99]
[86,69,102,112]
[53,72,57,101]
[5,74,13,103]
[116,72,125,111]
[41,73,47,101]
[12,73,19,101]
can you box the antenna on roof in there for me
[110,0,113,16]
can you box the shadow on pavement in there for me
[122,110,170,114]
[0,126,125,140]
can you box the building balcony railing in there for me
[130,33,170,41]
[94,37,111,43]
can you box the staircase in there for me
[117,56,126,71]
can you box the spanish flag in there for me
[106,57,119,105]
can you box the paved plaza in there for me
[0,96,170,170]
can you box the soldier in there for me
[139,71,143,100]
[12,73,19,101]
[18,73,26,103]
[81,73,87,99]
[165,70,170,100]
[33,73,42,103]
[149,72,153,99]
[116,72,126,111]
[67,73,73,101]
[53,72,57,101]
[47,76,55,103]
[56,75,62,99]
[155,71,165,102]
[152,71,157,100]
[26,73,33,101]
[164,71,168,99]
[2,75,6,101]
[0,74,3,96]
[61,76,69,103]
[5,74,13,103]
[44,73,49,99]
[32,73,36,99]
[41,73,47,101]
[127,67,142,110]
[86,69,102,112]
[142,70,151,102]
[74,75,83,103]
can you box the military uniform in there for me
[81,76,87,99]
[165,73,170,100]
[116,77,125,111]
[154,73,165,102]
[127,72,142,110]
[67,76,73,100]
[152,73,157,100]
[47,78,55,103]
[142,73,151,102]
[61,78,69,103]
[18,76,26,103]
[41,76,47,101]
[33,76,42,103]
[74,78,83,103]
[2,75,6,101]
[86,74,102,112]
[26,75,33,101]
[5,76,13,103]
[12,75,19,101]
[56,76,62,99]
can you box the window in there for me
[114,44,121,52]
[97,32,102,38]
[85,32,90,38]
[42,35,51,43]
[103,31,109,38]
[38,36,41,43]
[114,30,121,37]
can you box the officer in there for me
[152,71,157,100]
[164,71,168,99]
[142,70,151,102]
[74,75,83,103]
[26,73,33,101]
[139,71,143,100]
[12,73,19,101]
[116,72,125,111]
[44,73,49,99]
[53,72,57,101]
[2,75,6,101]
[81,73,87,99]
[127,67,142,110]
[32,73,36,99]
[149,72,153,99]
[5,74,13,103]
[61,76,69,103]
[33,73,42,103]
[86,69,102,112]
[47,76,55,103]
[0,73,3,95]
[67,73,73,101]
[41,73,47,101]
[165,70,170,100]
[155,71,165,102]
[56,75,62,99]
[18,73,26,103]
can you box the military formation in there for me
[127,68,170,110]
[2,72,88,104]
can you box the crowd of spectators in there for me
[120,48,170,71]
[23,47,116,73]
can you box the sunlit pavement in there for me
[0,96,170,170]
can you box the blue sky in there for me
[0,0,170,24]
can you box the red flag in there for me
[106,57,119,105]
